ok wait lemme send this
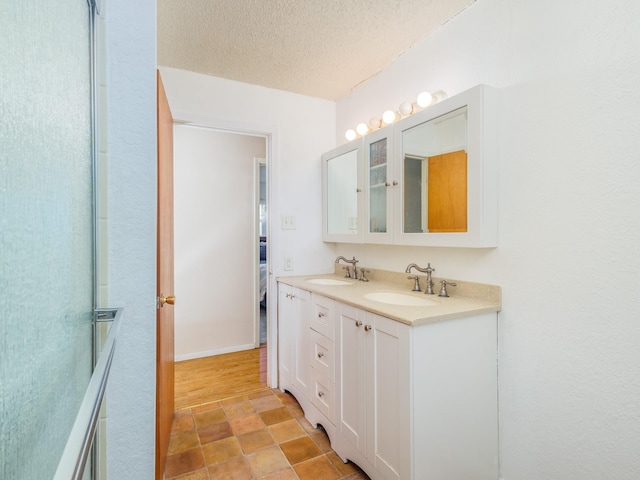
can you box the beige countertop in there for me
[276,269,501,327]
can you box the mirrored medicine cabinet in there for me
[322,84,498,248]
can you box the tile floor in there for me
[166,388,370,480]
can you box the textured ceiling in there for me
[157,0,475,101]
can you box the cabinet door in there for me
[292,288,312,397]
[277,284,294,389]
[392,84,497,247]
[366,313,410,480]
[337,303,367,454]
[322,139,364,243]
[364,127,395,244]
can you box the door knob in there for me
[157,294,175,308]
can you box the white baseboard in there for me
[174,343,256,362]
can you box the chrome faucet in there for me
[405,262,436,294]
[335,256,359,279]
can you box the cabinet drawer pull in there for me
[317,351,325,358]
[355,320,363,327]
[364,324,372,332]
[318,391,325,398]
[318,312,326,318]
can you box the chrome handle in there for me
[392,180,398,186]
[317,352,325,358]
[355,320,363,327]
[385,181,391,187]
[318,312,326,318]
[318,391,325,398]
[356,188,362,193]
[364,325,372,332]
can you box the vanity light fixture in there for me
[344,89,447,140]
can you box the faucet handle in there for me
[438,280,457,297]
[359,268,370,282]
[407,275,421,292]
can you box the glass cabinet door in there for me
[364,128,394,244]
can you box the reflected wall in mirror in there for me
[326,149,359,235]
[402,106,467,233]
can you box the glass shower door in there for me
[0,1,95,479]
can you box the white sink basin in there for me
[364,291,438,307]
[306,278,352,286]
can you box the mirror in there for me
[402,106,467,233]
[326,149,359,236]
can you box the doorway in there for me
[172,125,269,391]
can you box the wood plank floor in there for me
[174,346,268,410]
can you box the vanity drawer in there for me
[311,329,334,382]
[310,369,334,421]
[310,294,335,339]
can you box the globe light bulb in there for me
[417,91,433,107]
[382,110,397,125]
[345,129,357,141]
[399,102,413,116]
[356,123,369,136]
[368,117,381,130]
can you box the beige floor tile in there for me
[246,445,290,476]
[198,421,233,444]
[269,419,306,443]
[223,401,256,419]
[237,428,275,453]
[208,456,253,480]
[294,455,342,480]
[229,413,266,435]
[168,430,200,455]
[202,436,243,465]
[165,447,206,479]
[251,394,284,412]
[280,436,323,465]
[260,406,294,426]
[169,468,209,480]
[193,407,226,428]
[257,466,299,479]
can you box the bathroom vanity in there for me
[277,269,501,480]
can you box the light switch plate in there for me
[284,256,294,271]
[281,215,296,230]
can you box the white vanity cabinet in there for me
[335,304,498,480]
[277,279,499,480]
[277,284,311,400]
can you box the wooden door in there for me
[427,150,467,232]
[156,70,175,480]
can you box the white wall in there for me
[105,1,157,478]
[173,126,265,359]
[335,0,640,478]
[158,66,337,383]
